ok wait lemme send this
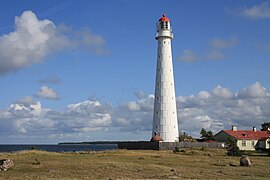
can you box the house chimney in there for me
[232,126,237,131]
[253,127,256,132]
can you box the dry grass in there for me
[0,148,270,179]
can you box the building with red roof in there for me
[214,126,270,150]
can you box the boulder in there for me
[240,155,251,167]
[0,159,14,171]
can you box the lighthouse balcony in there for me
[155,31,173,39]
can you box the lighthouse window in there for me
[164,41,166,44]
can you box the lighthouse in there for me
[152,14,179,142]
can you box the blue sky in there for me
[0,0,270,143]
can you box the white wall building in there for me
[214,126,270,151]
[152,14,179,142]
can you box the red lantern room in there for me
[156,14,172,32]
[159,14,170,22]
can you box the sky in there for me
[0,0,270,144]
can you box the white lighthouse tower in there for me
[152,14,179,142]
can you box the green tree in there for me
[226,137,242,157]
[261,122,270,131]
[200,128,214,140]
[200,128,207,138]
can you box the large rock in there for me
[0,159,14,171]
[240,155,251,167]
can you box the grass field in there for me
[0,148,270,179]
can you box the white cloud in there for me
[1,82,270,143]
[36,85,59,100]
[179,36,238,62]
[178,49,198,62]
[205,51,225,60]
[237,82,268,98]
[0,10,107,75]
[240,2,270,19]
[209,36,238,49]
[213,85,234,99]
[15,96,36,106]
[127,101,140,111]
[205,36,238,60]
[39,76,62,84]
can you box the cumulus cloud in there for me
[213,85,234,99]
[237,82,268,98]
[0,10,107,75]
[240,2,270,19]
[0,99,112,141]
[36,86,59,100]
[15,96,36,106]
[178,49,198,62]
[1,82,270,142]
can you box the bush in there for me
[173,147,180,153]
[32,158,41,165]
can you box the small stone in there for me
[0,159,14,171]
[240,155,251,167]
[171,168,176,172]
[137,167,143,172]
[229,163,237,167]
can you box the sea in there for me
[0,144,118,153]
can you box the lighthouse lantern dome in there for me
[156,14,171,32]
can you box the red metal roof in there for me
[159,14,170,22]
[224,130,270,140]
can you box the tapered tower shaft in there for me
[152,14,179,142]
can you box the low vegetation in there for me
[0,148,270,179]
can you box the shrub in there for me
[173,147,180,153]
[32,158,41,165]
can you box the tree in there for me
[200,128,214,141]
[261,122,270,131]
[200,128,207,138]
[226,137,242,157]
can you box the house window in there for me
[252,141,255,147]
[242,141,246,147]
